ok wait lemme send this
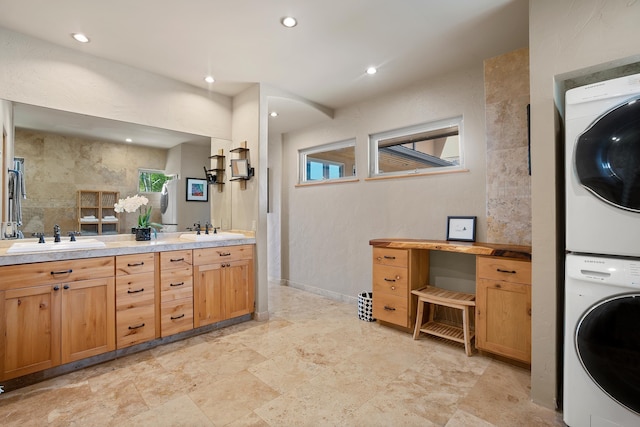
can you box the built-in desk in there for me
[369,238,532,364]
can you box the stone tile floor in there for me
[0,282,565,426]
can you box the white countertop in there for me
[0,231,256,266]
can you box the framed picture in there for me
[446,216,477,242]
[186,178,208,202]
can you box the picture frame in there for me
[186,177,208,202]
[446,216,477,242]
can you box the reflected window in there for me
[369,116,463,177]
[139,169,171,192]
[299,139,356,183]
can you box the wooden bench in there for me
[411,286,476,356]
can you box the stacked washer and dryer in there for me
[564,73,640,426]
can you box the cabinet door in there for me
[62,277,115,363]
[193,263,225,327]
[225,259,254,319]
[1,285,61,380]
[476,278,531,363]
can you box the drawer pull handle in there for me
[51,269,73,275]
[127,288,145,294]
[128,323,145,330]
[496,268,516,274]
[170,282,185,287]
[384,305,396,311]
[170,258,185,262]
[127,262,145,267]
[171,314,185,320]
[384,278,396,282]
[219,252,231,257]
[383,256,396,260]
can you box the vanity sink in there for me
[179,232,247,242]
[7,239,106,254]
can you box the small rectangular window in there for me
[138,169,172,193]
[299,139,356,184]
[369,116,463,178]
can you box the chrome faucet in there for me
[53,224,61,243]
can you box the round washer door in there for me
[576,294,640,414]
[575,96,640,212]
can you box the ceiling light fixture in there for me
[125,138,133,143]
[366,67,377,75]
[270,112,278,117]
[281,16,297,28]
[71,33,90,43]
[204,76,215,83]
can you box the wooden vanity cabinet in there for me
[159,249,194,337]
[372,247,429,329]
[0,257,115,381]
[475,256,532,363]
[193,244,254,327]
[115,253,157,348]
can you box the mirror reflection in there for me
[9,102,222,238]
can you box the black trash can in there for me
[357,292,376,322]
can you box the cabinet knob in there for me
[63,285,70,290]
[53,286,60,291]
[391,286,396,291]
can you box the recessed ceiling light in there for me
[366,67,377,75]
[281,16,297,28]
[204,75,215,83]
[71,33,90,43]
[125,138,133,143]
[270,112,278,117]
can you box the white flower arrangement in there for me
[114,194,156,228]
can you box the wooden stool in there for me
[411,286,476,356]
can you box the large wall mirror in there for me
[6,101,227,237]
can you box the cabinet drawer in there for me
[116,273,155,307]
[373,293,408,327]
[372,265,408,295]
[160,250,192,270]
[372,248,408,268]
[160,267,193,301]
[477,257,531,284]
[193,244,254,266]
[161,298,194,337]
[0,257,114,290]
[116,305,155,348]
[116,253,155,276]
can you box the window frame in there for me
[368,116,464,178]
[138,169,172,193]
[298,138,357,184]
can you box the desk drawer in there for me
[116,273,155,308]
[160,267,193,301]
[116,305,155,348]
[477,257,531,284]
[372,248,408,268]
[373,265,408,295]
[193,245,253,266]
[373,293,408,326]
[161,298,194,337]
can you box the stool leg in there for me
[462,306,471,356]
[413,298,425,340]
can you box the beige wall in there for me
[529,0,640,408]
[281,64,488,301]
[484,48,531,245]
[15,129,166,235]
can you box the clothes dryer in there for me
[565,72,640,257]
[160,178,178,232]
[564,254,640,427]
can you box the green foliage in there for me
[139,172,171,193]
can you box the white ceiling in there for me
[0,0,529,144]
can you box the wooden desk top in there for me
[369,238,531,260]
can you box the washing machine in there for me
[564,253,640,427]
[565,72,640,257]
[160,178,178,232]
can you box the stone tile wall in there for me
[15,130,166,236]
[484,48,531,245]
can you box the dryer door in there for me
[575,96,640,212]
[576,294,640,414]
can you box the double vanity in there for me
[0,232,256,390]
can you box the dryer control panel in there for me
[566,254,640,287]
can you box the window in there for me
[299,139,356,183]
[138,169,172,193]
[369,116,463,177]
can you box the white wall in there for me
[281,65,486,301]
[267,132,283,281]
[529,0,640,408]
